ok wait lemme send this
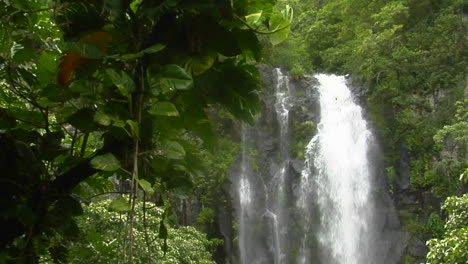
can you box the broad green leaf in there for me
[160,64,192,90]
[165,172,193,198]
[63,42,106,59]
[142,43,166,54]
[148,102,179,116]
[91,153,121,171]
[146,65,160,95]
[245,12,262,25]
[112,119,126,128]
[105,68,135,97]
[268,14,291,46]
[120,44,165,60]
[69,80,102,96]
[11,0,42,10]
[94,111,112,126]
[136,178,154,195]
[158,219,168,238]
[130,0,140,13]
[161,140,185,160]
[235,29,262,61]
[12,41,36,63]
[36,51,58,85]
[40,84,73,104]
[120,53,143,60]
[185,52,216,76]
[148,64,193,94]
[108,197,131,212]
[102,0,125,18]
[93,111,127,128]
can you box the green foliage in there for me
[296,0,466,200]
[386,166,396,195]
[194,138,240,207]
[425,194,468,264]
[400,211,423,235]
[424,100,468,197]
[91,153,121,171]
[148,102,180,117]
[403,254,417,264]
[42,199,218,264]
[262,0,315,70]
[425,213,445,239]
[0,0,288,262]
[291,120,316,159]
[290,63,306,77]
[196,207,216,233]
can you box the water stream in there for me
[298,74,374,264]
[236,68,292,264]
[235,71,381,264]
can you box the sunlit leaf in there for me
[94,111,112,126]
[130,0,140,13]
[136,178,154,195]
[120,53,142,60]
[105,68,136,97]
[148,102,179,117]
[245,11,262,25]
[147,64,193,94]
[108,197,131,212]
[36,51,58,85]
[142,43,166,54]
[268,14,291,45]
[120,44,166,60]
[161,140,185,160]
[91,153,121,171]
[185,52,216,76]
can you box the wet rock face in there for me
[226,67,406,263]
[177,66,406,263]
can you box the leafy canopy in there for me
[0,0,292,263]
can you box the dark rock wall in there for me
[174,66,407,264]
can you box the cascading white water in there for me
[238,127,252,264]
[233,70,402,264]
[236,68,292,264]
[269,68,292,264]
[298,74,374,264]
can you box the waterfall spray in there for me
[298,74,374,264]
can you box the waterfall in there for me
[270,68,292,263]
[236,68,292,264]
[238,127,252,264]
[298,74,374,264]
[233,70,398,264]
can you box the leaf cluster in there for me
[0,0,289,262]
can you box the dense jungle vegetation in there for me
[0,0,466,263]
[268,0,467,263]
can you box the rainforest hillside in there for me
[0,0,466,264]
